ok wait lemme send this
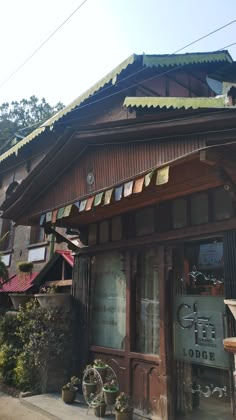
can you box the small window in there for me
[191,192,208,225]
[172,199,187,229]
[30,225,45,244]
[158,202,171,232]
[213,187,233,221]
[135,207,154,236]
[0,219,13,251]
[88,224,97,245]
[111,216,122,241]
[99,220,109,243]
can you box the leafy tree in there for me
[0,96,64,151]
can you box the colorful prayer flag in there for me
[104,189,113,205]
[156,166,169,185]
[85,196,94,211]
[124,181,133,197]
[115,185,123,201]
[94,192,104,206]
[133,177,144,193]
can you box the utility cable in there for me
[173,19,236,53]
[0,0,89,90]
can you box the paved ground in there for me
[0,392,48,420]
[0,391,143,420]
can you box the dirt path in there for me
[0,392,48,420]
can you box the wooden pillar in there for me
[72,253,90,377]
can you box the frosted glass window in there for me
[213,187,233,221]
[191,193,208,225]
[91,251,126,349]
[135,249,160,354]
[173,199,187,229]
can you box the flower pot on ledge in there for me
[9,293,34,310]
[35,293,71,309]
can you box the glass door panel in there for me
[134,248,160,354]
[173,239,232,419]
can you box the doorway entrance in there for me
[173,238,232,419]
[89,246,166,418]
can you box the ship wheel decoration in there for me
[82,364,118,408]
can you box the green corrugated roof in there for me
[124,96,229,110]
[0,54,138,163]
[0,51,233,163]
[142,51,233,68]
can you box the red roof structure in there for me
[0,250,74,293]
[0,272,39,293]
[55,250,74,266]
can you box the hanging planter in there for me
[17,261,33,273]
[9,293,34,310]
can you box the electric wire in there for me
[173,19,236,53]
[0,0,89,90]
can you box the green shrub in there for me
[0,343,17,384]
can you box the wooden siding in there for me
[29,136,206,216]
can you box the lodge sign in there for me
[174,296,228,369]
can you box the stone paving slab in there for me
[20,393,126,420]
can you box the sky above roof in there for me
[1,0,236,108]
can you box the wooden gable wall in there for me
[27,134,206,218]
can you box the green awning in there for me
[123,96,229,110]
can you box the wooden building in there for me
[2,51,236,419]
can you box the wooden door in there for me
[90,245,168,419]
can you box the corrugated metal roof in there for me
[55,250,74,267]
[0,272,39,293]
[0,54,137,164]
[124,96,228,110]
[142,51,233,68]
[0,51,233,164]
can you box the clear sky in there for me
[1,0,236,107]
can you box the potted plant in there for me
[61,376,80,404]
[93,358,108,382]
[17,261,34,273]
[83,365,98,398]
[91,395,107,418]
[35,285,71,309]
[103,378,119,405]
[115,392,133,420]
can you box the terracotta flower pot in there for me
[61,388,77,404]
[115,411,133,420]
[94,403,106,417]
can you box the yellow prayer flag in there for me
[156,166,169,185]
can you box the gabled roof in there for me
[124,96,229,110]
[0,51,233,164]
[32,250,74,286]
[0,251,74,293]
